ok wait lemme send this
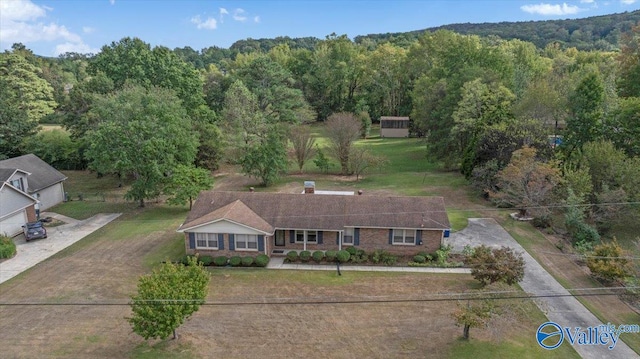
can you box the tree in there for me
[290,126,316,173]
[465,245,525,286]
[194,122,224,171]
[587,240,631,282]
[128,256,210,340]
[325,112,361,175]
[221,80,264,152]
[0,52,57,157]
[563,72,605,156]
[164,165,213,209]
[617,25,640,98]
[86,84,198,207]
[241,126,288,186]
[490,146,561,218]
[452,298,493,340]
[313,145,331,174]
[564,188,600,251]
[22,130,84,170]
[349,147,386,181]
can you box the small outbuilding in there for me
[380,116,410,138]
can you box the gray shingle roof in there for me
[0,154,67,193]
[179,191,450,232]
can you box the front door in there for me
[275,230,285,246]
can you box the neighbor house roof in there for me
[178,191,450,233]
[0,154,67,193]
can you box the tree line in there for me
[1,23,639,251]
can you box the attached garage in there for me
[0,182,37,237]
[0,210,28,237]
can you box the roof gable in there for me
[0,154,67,192]
[179,199,274,234]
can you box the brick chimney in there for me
[304,181,315,194]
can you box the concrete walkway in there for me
[0,212,121,285]
[266,256,471,274]
[446,218,638,359]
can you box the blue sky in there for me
[1,0,639,56]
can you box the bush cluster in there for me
[312,251,324,263]
[0,235,16,259]
[186,254,269,268]
[299,250,311,262]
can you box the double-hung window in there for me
[236,234,258,250]
[392,229,416,245]
[195,233,218,249]
[343,228,354,245]
[307,230,317,243]
[10,178,24,191]
[295,230,305,243]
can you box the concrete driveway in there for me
[0,212,120,285]
[445,218,638,359]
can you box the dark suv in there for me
[22,221,47,242]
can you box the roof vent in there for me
[304,181,315,194]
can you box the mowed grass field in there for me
[3,123,636,357]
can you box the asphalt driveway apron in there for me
[445,218,638,359]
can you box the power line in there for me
[1,286,636,307]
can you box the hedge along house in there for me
[380,116,410,138]
[177,190,451,257]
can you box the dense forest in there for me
[1,10,639,252]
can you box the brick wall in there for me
[273,230,341,252]
[185,233,267,257]
[357,228,442,256]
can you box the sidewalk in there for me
[0,212,121,285]
[266,256,471,274]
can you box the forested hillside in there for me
[356,10,640,50]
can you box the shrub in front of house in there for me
[351,249,368,263]
[241,256,254,267]
[229,256,242,267]
[336,250,351,263]
[213,256,228,266]
[299,250,311,262]
[286,251,298,262]
[312,251,325,263]
[325,250,338,262]
[345,246,357,255]
[0,235,16,259]
[199,255,214,266]
[255,254,270,267]
[371,250,397,266]
[413,255,426,264]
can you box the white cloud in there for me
[580,0,594,3]
[0,0,47,21]
[0,0,95,55]
[219,7,229,15]
[54,42,99,56]
[191,15,217,30]
[233,8,247,22]
[254,16,260,23]
[621,0,637,4]
[520,3,583,15]
[82,26,95,34]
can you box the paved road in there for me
[0,212,121,285]
[445,218,638,359]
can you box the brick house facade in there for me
[178,191,451,257]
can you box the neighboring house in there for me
[0,154,68,211]
[0,181,37,237]
[177,190,451,257]
[380,116,410,138]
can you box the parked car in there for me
[22,221,47,242]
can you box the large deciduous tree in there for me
[0,51,56,157]
[325,112,361,175]
[290,126,316,173]
[617,25,640,98]
[163,165,213,209]
[464,245,525,286]
[128,256,210,340]
[86,84,198,207]
[563,72,605,156]
[241,126,289,186]
[490,146,561,218]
